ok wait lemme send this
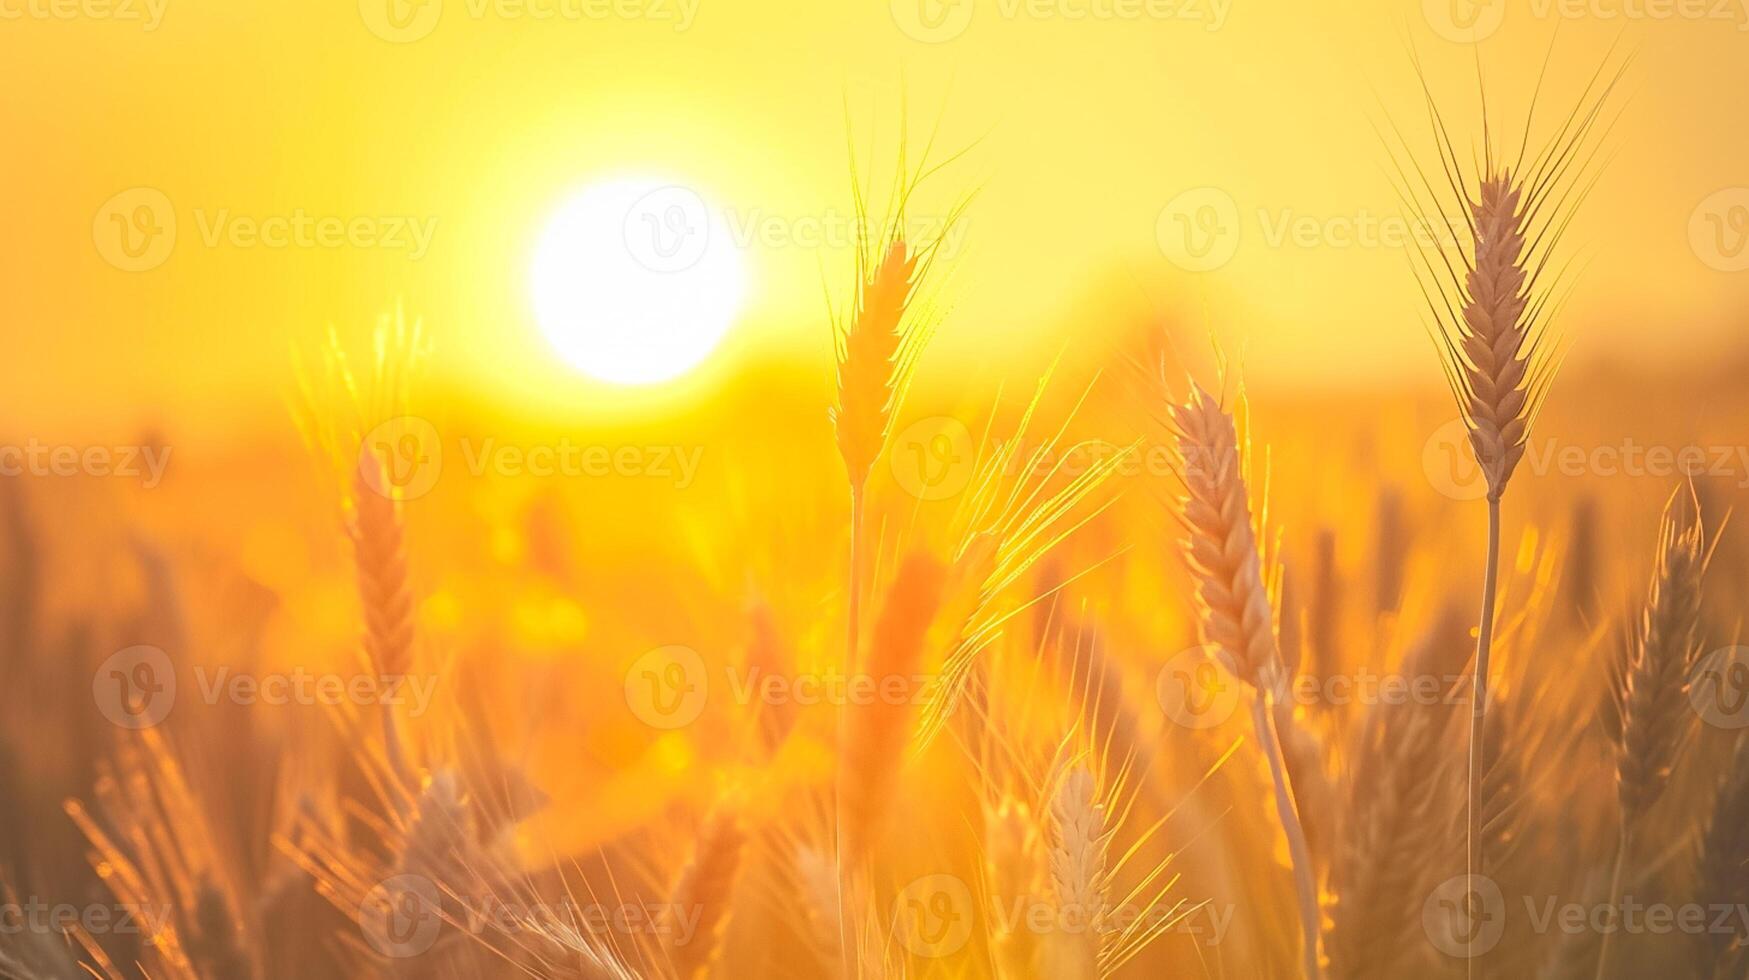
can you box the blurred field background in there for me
[5,0,1749,977]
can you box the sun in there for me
[530,178,748,386]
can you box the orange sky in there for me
[4,0,1747,442]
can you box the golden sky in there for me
[5,0,1748,441]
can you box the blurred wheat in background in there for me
[5,4,1749,979]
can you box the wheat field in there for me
[6,11,1749,980]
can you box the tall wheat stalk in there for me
[1397,64,1620,970]
[1167,381,1320,979]
[1595,485,1706,978]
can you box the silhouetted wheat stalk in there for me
[1595,484,1706,978]
[1396,63,1621,968]
[1167,380,1321,979]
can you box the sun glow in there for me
[531,178,748,386]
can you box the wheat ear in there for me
[1045,766,1110,980]
[352,458,415,784]
[668,803,747,980]
[1168,382,1321,979]
[1596,484,1706,978]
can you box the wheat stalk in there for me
[838,552,947,859]
[1697,737,1749,977]
[668,803,746,980]
[1595,484,1706,978]
[1395,66,1622,973]
[1167,381,1322,979]
[983,793,1042,979]
[1045,765,1110,980]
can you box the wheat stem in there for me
[1592,828,1633,980]
[1252,690,1321,980]
[1466,492,1501,977]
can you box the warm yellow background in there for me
[4,0,1747,442]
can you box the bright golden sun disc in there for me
[531,178,748,386]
